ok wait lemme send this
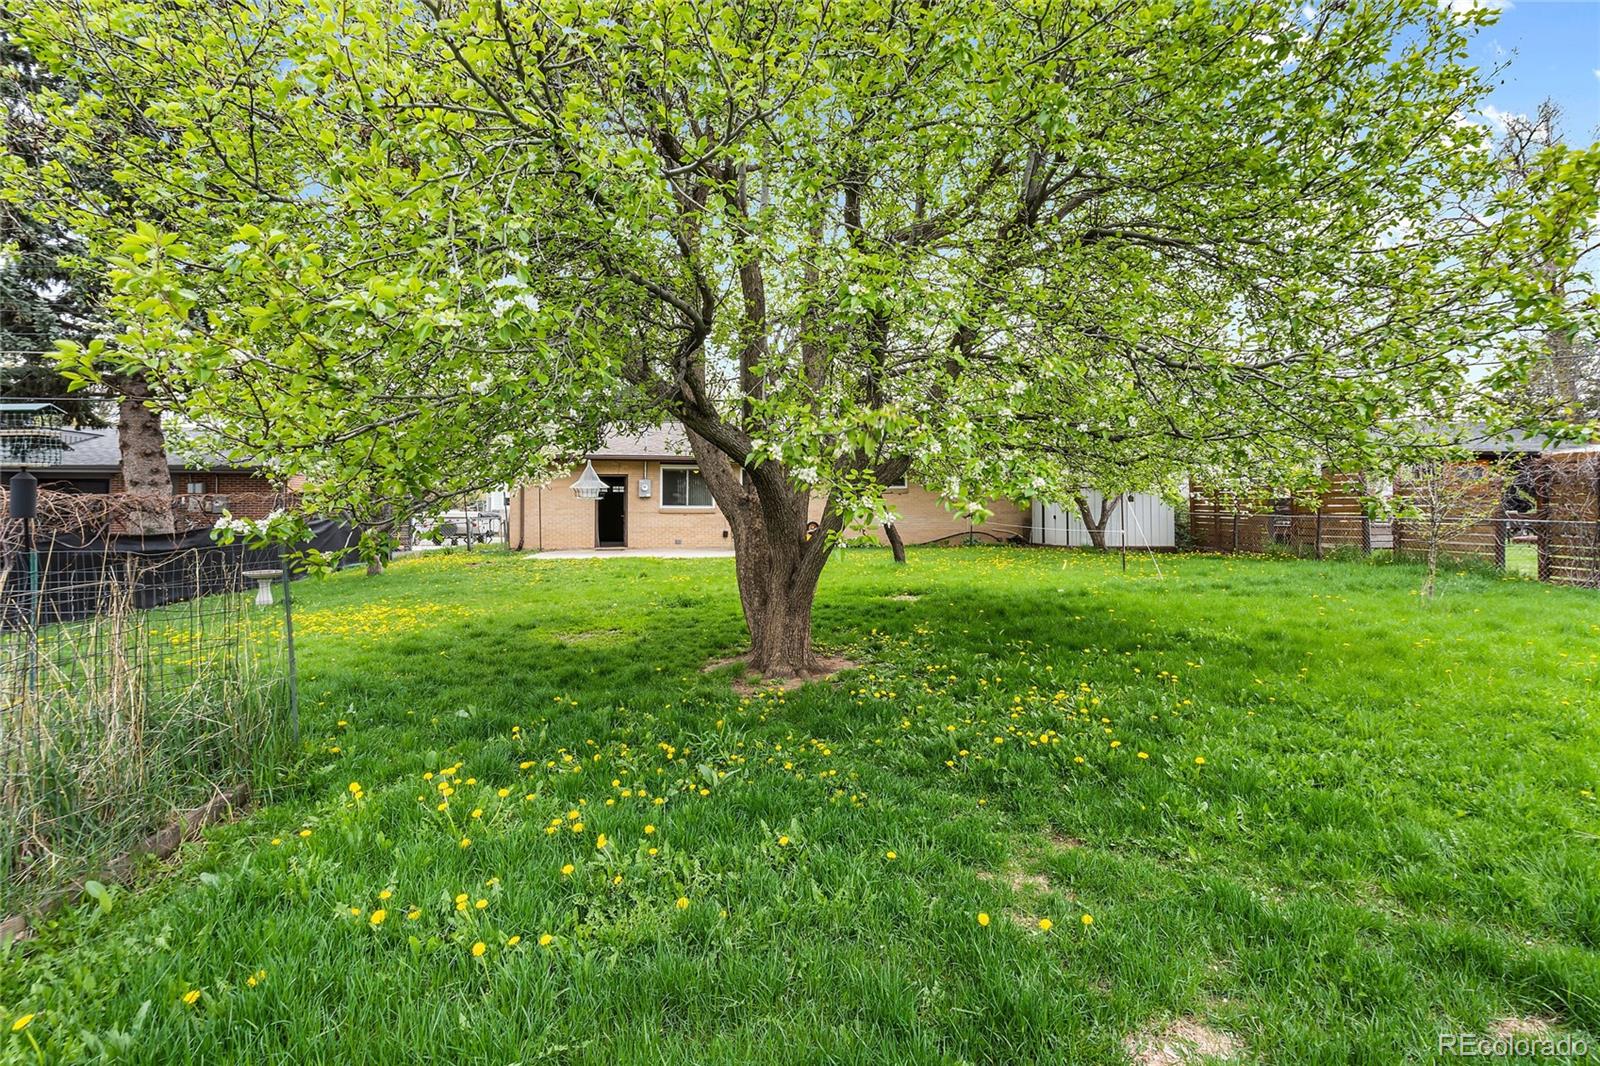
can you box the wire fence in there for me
[0,498,293,918]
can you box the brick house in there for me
[507,426,1030,551]
[0,425,290,522]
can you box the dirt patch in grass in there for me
[1488,1016,1558,1040]
[704,653,860,694]
[1122,1017,1243,1065]
[1048,831,1085,850]
[979,866,1052,894]
[889,593,920,602]
[977,864,1064,930]
[554,629,624,646]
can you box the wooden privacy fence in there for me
[1190,474,1375,558]
[1190,455,1600,589]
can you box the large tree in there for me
[1488,101,1600,418]
[0,36,102,425]
[2,35,179,534]
[8,0,1595,674]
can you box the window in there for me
[661,466,714,508]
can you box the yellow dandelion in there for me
[676,896,689,910]
[1137,752,1149,760]
[182,989,202,1006]
[539,933,554,947]
[595,833,608,849]
[475,898,488,910]
[406,908,422,921]
[470,941,486,958]
[977,912,990,927]
[644,824,656,835]
[1081,913,1094,926]
[505,935,521,947]
[561,863,575,876]
[1038,917,1053,932]
[459,837,472,849]
[378,889,392,901]
[777,835,790,847]
[885,850,897,860]
[269,837,282,846]
[1194,756,1206,765]
[348,781,362,794]
[10,1014,35,1033]
[298,829,312,838]
[471,808,483,819]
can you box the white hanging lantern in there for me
[571,460,608,500]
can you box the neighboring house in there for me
[507,425,1031,551]
[0,423,288,520]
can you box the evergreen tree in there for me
[0,36,106,426]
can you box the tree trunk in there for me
[884,521,906,563]
[1073,493,1121,550]
[111,373,174,536]
[683,425,834,679]
[366,558,385,577]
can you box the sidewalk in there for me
[527,547,735,560]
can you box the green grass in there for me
[1506,541,1539,578]
[3,546,1598,1064]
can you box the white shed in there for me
[1031,491,1176,548]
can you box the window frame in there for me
[658,464,717,510]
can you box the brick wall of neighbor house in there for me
[105,470,287,518]
[510,462,1027,550]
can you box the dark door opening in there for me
[596,476,627,547]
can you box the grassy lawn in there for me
[3,546,1598,1064]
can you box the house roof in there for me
[10,426,242,475]
[588,424,694,461]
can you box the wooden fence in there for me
[1190,457,1600,589]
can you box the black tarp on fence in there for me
[0,519,362,629]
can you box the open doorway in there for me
[596,475,627,547]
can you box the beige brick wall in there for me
[510,461,733,551]
[820,484,1030,546]
[510,462,1028,551]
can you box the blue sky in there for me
[1465,1,1600,138]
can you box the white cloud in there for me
[1479,104,1524,131]
[1443,0,1509,15]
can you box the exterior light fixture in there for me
[571,460,608,500]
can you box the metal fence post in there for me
[280,554,299,746]
[24,519,38,694]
